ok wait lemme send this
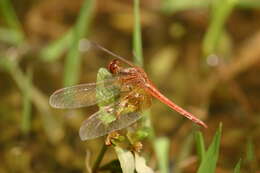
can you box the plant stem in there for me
[133,0,143,67]
[92,143,108,173]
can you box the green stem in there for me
[133,0,143,67]
[92,144,108,173]
[133,0,155,141]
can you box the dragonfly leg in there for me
[105,131,120,145]
[113,88,148,120]
[114,96,131,120]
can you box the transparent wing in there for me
[49,77,121,109]
[79,102,142,141]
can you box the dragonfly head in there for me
[108,59,121,74]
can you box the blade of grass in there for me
[40,29,73,62]
[133,0,143,67]
[161,0,259,15]
[233,159,242,173]
[174,133,194,173]
[0,27,23,45]
[63,0,94,86]
[197,123,222,173]
[161,0,209,14]
[246,137,257,171]
[202,0,238,56]
[194,131,206,161]
[0,58,64,143]
[238,0,260,8]
[133,1,156,171]
[133,0,155,140]
[21,67,33,135]
[0,0,24,43]
[133,0,154,135]
[246,137,255,162]
[154,137,170,173]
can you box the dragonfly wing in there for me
[49,78,121,109]
[79,105,141,140]
[79,86,152,140]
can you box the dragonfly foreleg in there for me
[105,131,120,145]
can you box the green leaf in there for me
[98,108,117,124]
[233,159,242,173]
[115,146,135,173]
[154,137,170,173]
[135,126,152,140]
[194,131,206,161]
[197,123,222,173]
[63,0,94,86]
[96,68,119,107]
[96,68,119,124]
[135,152,154,173]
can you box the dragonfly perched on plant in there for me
[49,41,207,141]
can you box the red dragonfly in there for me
[49,41,207,140]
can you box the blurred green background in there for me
[0,0,260,172]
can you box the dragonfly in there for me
[49,41,207,141]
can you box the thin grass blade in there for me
[21,67,33,134]
[246,137,257,171]
[197,123,222,173]
[203,0,238,56]
[133,0,143,67]
[40,29,73,62]
[194,131,206,161]
[154,137,170,173]
[0,0,24,43]
[63,0,94,86]
[162,0,209,14]
[233,159,242,173]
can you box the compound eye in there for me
[108,59,120,74]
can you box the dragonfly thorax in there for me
[120,67,149,86]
